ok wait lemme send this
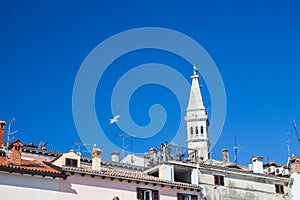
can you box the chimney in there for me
[251,156,264,174]
[248,164,253,170]
[144,154,150,168]
[92,144,102,171]
[290,156,300,174]
[111,152,119,162]
[0,121,6,148]
[9,140,24,164]
[222,149,229,163]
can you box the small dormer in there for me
[51,149,81,168]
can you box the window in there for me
[177,193,198,200]
[65,158,78,167]
[195,126,198,134]
[214,175,224,186]
[137,188,159,200]
[200,126,204,134]
[275,184,284,194]
[190,127,193,135]
[144,190,152,200]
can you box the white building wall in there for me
[159,164,174,181]
[121,154,146,167]
[291,173,300,200]
[191,168,199,185]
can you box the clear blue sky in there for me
[1,1,300,166]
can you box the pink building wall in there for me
[0,172,60,200]
[58,173,200,200]
[0,168,201,200]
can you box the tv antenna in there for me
[233,133,242,164]
[72,142,93,155]
[116,133,129,161]
[292,120,300,145]
[7,117,18,145]
[286,139,292,168]
[38,141,49,150]
[110,114,130,161]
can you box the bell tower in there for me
[185,66,210,161]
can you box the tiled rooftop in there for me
[63,166,202,189]
[0,156,65,178]
[199,163,290,180]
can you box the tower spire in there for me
[185,65,210,162]
[187,65,205,110]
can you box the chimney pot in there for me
[111,152,120,162]
[290,156,300,174]
[222,149,229,163]
[9,140,24,164]
[251,156,264,174]
[92,144,102,170]
[0,121,6,148]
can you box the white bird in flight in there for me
[109,115,120,124]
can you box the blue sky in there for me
[1,1,300,166]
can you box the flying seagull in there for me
[110,115,120,124]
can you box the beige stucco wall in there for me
[199,169,290,200]
[52,151,80,167]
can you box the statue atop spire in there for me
[193,65,198,76]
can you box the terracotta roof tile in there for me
[0,156,65,178]
[263,161,280,167]
[63,166,201,189]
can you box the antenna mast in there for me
[72,142,82,154]
[7,117,18,145]
[292,120,300,145]
[233,133,241,164]
[116,133,129,161]
[286,139,292,168]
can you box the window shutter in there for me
[152,190,159,200]
[220,176,224,186]
[177,193,184,200]
[191,195,198,200]
[214,176,218,185]
[136,188,143,200]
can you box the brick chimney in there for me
[9,140,24,164]
[92,144,102,171]
[0,121,6,148]
[222,149,229,163]
[251,156,264,174]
